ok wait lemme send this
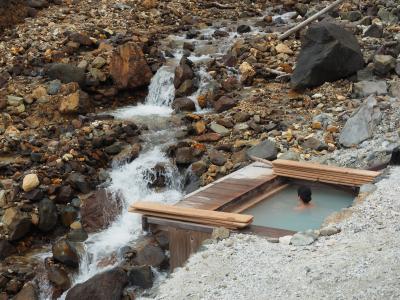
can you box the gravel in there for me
[144,167,400,300]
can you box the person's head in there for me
[297,185,312,204]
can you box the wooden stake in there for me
[278,0,346,41]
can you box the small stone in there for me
[319,226,341,236]
[359,183,377,193]
[22,174,40,192]
[278,151,300,161]
[92,57,107,69]
[194,121,206,135]
[363,24,383,38]
[210,122,230,136]
[211,227,230,240]
[47,80,62,95]
[52,239,79,268]
[246,140,278,160]
[7,95,23,106]
[353,80,387,98]
[303,137,327,151]
[237,24,251,33]
[373,55,396,76]
[213,96,236,113]
[70,221,82,230]
[275,43,293,55]
[209,151,226,166]
[279,235,292,245]
[290,231,317,246]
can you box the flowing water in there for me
[41,9,300,299]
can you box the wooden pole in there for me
[278,0,346,41]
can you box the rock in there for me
[303,137,328,151]
[353,80,387,98]
[290,231,318,246]
[47,63,86,86]
[7,95,23,106]
[31,86,48,103]
[22,174,39,192]
[172,97,195,112]
[237,24,251,33]
[193,120,206,135]
[14,283,37,300]
[209,150,226,166]
[378,7,399,24]
[319,226,341,236]
[174,58,194,88]
[0,240,16,259]
[56,185,74,204]
[92,57,106,69]
[47,80,62,95]
[194,133,222,142]
[142,0,158,9]
[389,81,400,98]
[59,90,90,114]
[175,79,196,97]
[291,22,364,90]
[27,0,48,9]
[47,265,71,291]
[279,235,292,245]
[363,24,383,38]
[66,268,128,300]
[213,96,236,113]
[61,206,78,227]
[8,217,31,241]
[52,239,79,268]
[211,227,230,240]
[127,266,153,289]
[246,140,277,160]
[67,228,88,242]
[2,208,31,241]
[275,43,293,55]
[339,95,381,147]
[133,242,165,267]
[341,10,362,22]
[110,42,153,89]
[210,122,230,136]
[104,143,122,155]
[239,62,256,82]
[190,161,208,176]
[373,55,396,76]
[38,198,58,232]
[80,189,122,232]
[175,147,194,165]
[279,151,300,161]
[66,172,90,193]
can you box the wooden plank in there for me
[131,209,249,229]
[239,225,296,238]
[274,171,363,187]
[273,159,380,177]
[145,216,215,233]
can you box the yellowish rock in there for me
[312,121,322,129]
[275,43,293,55]
[22,174,40,192]
[70,221,82,230]
[197,95,207,108]
[194,120,206,135]
[32,86,48,102]
[239,62,256,81]
[142,0,158,9]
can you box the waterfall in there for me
[68,146,183,287]
[145,66,176,106]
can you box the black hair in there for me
[298,185,312,204]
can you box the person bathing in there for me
[295,185,315,210]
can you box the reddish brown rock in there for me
[194,133,222,142]
[80,189,122,233]
[110,42,153,90]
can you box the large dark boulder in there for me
[172,97,196,112]
[66,268,128,300]
[246,140,278,160]
[127,265,153,289]
[291,22,364,90]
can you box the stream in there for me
[37,7,298,299]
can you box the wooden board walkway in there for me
[176,162,277,211]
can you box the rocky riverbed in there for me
[1,0,400,299]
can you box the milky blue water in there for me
[243,185,355,231]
